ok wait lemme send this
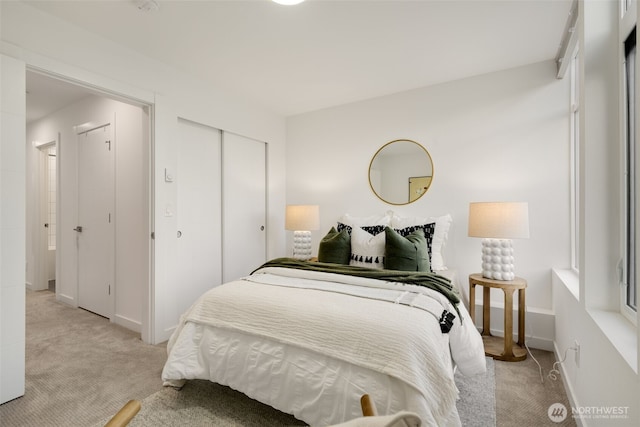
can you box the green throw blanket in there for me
[253,257,460,309]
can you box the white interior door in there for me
[34,142,55,291]
[77,124,114,318]
[176,119,222,310]
[222,132,267,282]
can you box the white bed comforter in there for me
[162,266,485,426]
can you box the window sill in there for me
[552,268,579,300]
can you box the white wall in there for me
[287,60,570,349]
[26,95,148,332]
[1,1,287,345]
[0,54,26,404]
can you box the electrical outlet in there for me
[574,340,580,367]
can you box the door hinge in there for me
[105,140,111,151]
[108,213,111,223]
[108,284,111,295]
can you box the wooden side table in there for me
[469,273,527,362]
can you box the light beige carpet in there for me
[0,290,167,427]
[495,347,576,426]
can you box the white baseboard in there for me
[471,302,555,351]
[114,314,141,334]
[56,293,75,306]
[25,280,49,292]
[53,293,142,334]
[553,341,585,426]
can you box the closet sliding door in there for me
[176,119,222,311]
[175,122,266,310]
[222,132,267,282]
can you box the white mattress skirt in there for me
[162,322,461,426]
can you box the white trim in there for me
[114,314,142,334]
[569,48,581,273]
[33,139,56,149]
[553,341,585,427]
[619,0,638,324]
[56,293,76,307]
[3,42,156,106]
[25,67,155,343]
[469,301,555,352]
[556,0,580,79]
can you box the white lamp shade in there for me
[285,205,320,231]
[468,202,530,239]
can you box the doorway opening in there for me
[26,69,153,340]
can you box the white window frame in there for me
[622,0,634,18]
[623,39,638,319]
[620,0,638,323]
[570,47,580,273]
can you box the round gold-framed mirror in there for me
[368,139,434,205]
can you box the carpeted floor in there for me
[0,290,167,427]
[495,348,576,426]
[0,290,574,426]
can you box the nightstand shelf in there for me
[469,273,527,362]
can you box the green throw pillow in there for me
[317,227,351,265]
[384,227,430,272]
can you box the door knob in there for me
[73,226,83,232]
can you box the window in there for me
[623,27,637,313]
[570,47,580,273]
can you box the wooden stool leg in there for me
[469,283,476,324]
[503,288,515,358]
[104,400,141,427]
[518,288,526,347]
[482,285,491,336]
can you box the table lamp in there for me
[468,202,530,280]
[285,205,320,260]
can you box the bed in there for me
[162,213,486,426]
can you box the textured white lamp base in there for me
[481,238,516,281]
[292,230,313,260]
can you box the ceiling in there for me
[26,72,94,123]
[24,0,573,118]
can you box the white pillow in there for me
[349,226,385,269]
[339,212,392,227]
[391,214,452,270]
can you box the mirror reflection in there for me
[369,139,434,205]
